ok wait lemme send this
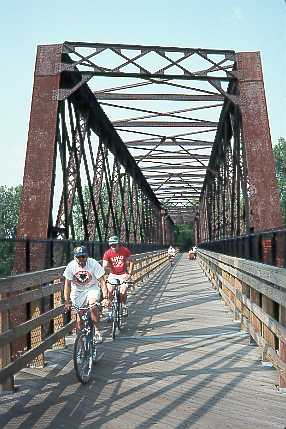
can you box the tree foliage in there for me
[273,137,286,224]
[0,185,22,276]
[175,223,194,251]
[0,185,22,238]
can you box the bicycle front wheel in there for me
[112,308,117,340]
[73,332,93,384]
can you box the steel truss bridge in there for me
[1,41,286,422]
[16,41,283,252]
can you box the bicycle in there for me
[107,278,133,340]
[168,254,175,267]
[72,303,101,384]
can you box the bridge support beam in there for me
[237,52,283,231]
[17,44,62,241]
[12,45,63,366]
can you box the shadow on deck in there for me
[0,254,285,429]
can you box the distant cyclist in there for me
[167,245,176,261]
[63,246,109,343]
[102,236,133,314]
[188,245,197,260]
[192,245,197,260]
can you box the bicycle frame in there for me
[107,279,132,339]
[72,304,98,384]
[76,307,94,341]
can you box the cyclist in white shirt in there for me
[168,245,176,259]
[63,246,109,343]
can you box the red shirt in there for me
[103,246,132,275]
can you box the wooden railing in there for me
[0,250,168,390]
[198,249,286,390]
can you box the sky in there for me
[1,0,285,187]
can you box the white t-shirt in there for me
[63,258,105,293]
[168,247,176,256]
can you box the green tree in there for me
[273,137,286,224]
[0,185,22,238]
[175,224,194,251]
[0,185,22,276]
[72,184,110,241]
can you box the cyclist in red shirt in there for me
[102,236,134,313]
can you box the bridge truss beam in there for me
[17,42,283,254]
[16,44,174,255]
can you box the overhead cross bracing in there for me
[57,41,236,224]
[18,41,280,247]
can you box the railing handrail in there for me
[198,248,286,389]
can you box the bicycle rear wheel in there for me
[112,307,117,340]
[73,332,93,384]
[117,302,123,329]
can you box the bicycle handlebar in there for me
[72,302,100,312]
[106,278,133,287]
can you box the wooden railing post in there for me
[53,279,65,350]
[0,293,13,391]
[250,288,261,344]
[29,300,44,368]
[261,296,276,363]
[279,306,286,389]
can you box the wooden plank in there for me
[217,271,286,341]
[200,250,286,306]
[0,305,64,347]
[0,321,74,382]
[0,283,63,312]
[0,254,284,428]
[0,266,65,294]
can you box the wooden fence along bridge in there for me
[0,250,286,428]
[0,41,286,428]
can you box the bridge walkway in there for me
[0,254,285,429]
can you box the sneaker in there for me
[93,331,103,344]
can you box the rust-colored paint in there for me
[236,52,283,231]
[11,45,62,361]
[17,44,63,241]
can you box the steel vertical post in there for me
[14,44,63,367]
[236,52,283,231]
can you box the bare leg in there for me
[120,292,127,304]
[107,285,115,301]
[89,300,100,331]
[120,284,128,305]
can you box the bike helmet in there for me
[108,235,120,245]
[73,246,88,257]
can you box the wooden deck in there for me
[0,254,285,429]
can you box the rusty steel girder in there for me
[17,44,175,260]
[13,45,282,366]
[17,43,282,256]
[195,52,283,243]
